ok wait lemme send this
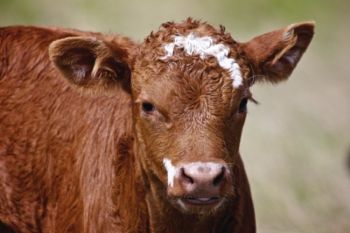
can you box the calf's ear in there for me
[49,36,133,94]
[240,21,315,83]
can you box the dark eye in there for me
[142,102,155,113]
[238,98,248,113]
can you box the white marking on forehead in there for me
[163,158,177,187]
[161,33,243,88]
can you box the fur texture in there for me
[0,18,314,233]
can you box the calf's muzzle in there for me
[165,160,231,206]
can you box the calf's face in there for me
[49,19,314,215]
[131,24,251,214]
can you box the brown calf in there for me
[0,18,314,233]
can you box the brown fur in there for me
[0,19,314,233]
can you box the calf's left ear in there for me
[240,21,315,83]
[49,37,132,94]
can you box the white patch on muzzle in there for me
[161,33,243,88]
[163,158,177,187]
[183,162,227,175]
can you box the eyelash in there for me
[236,95,258,114]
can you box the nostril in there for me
[180,167,194,184]
[213,166,226,186]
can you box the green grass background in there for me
[1,0,349,232]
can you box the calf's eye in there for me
[142,102,155,113]
[238,98,248,113]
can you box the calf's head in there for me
[49,19,314,215]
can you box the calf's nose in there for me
[178,162,228,193]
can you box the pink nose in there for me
[178,162,228,194]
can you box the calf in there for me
[0,18,314,233]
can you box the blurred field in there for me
[1,0,349,232]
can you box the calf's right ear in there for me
[49,36,133,94]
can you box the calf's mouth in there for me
[182,196,221,205]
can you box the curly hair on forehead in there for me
[141,18,240,54]
[135,18,249,90]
